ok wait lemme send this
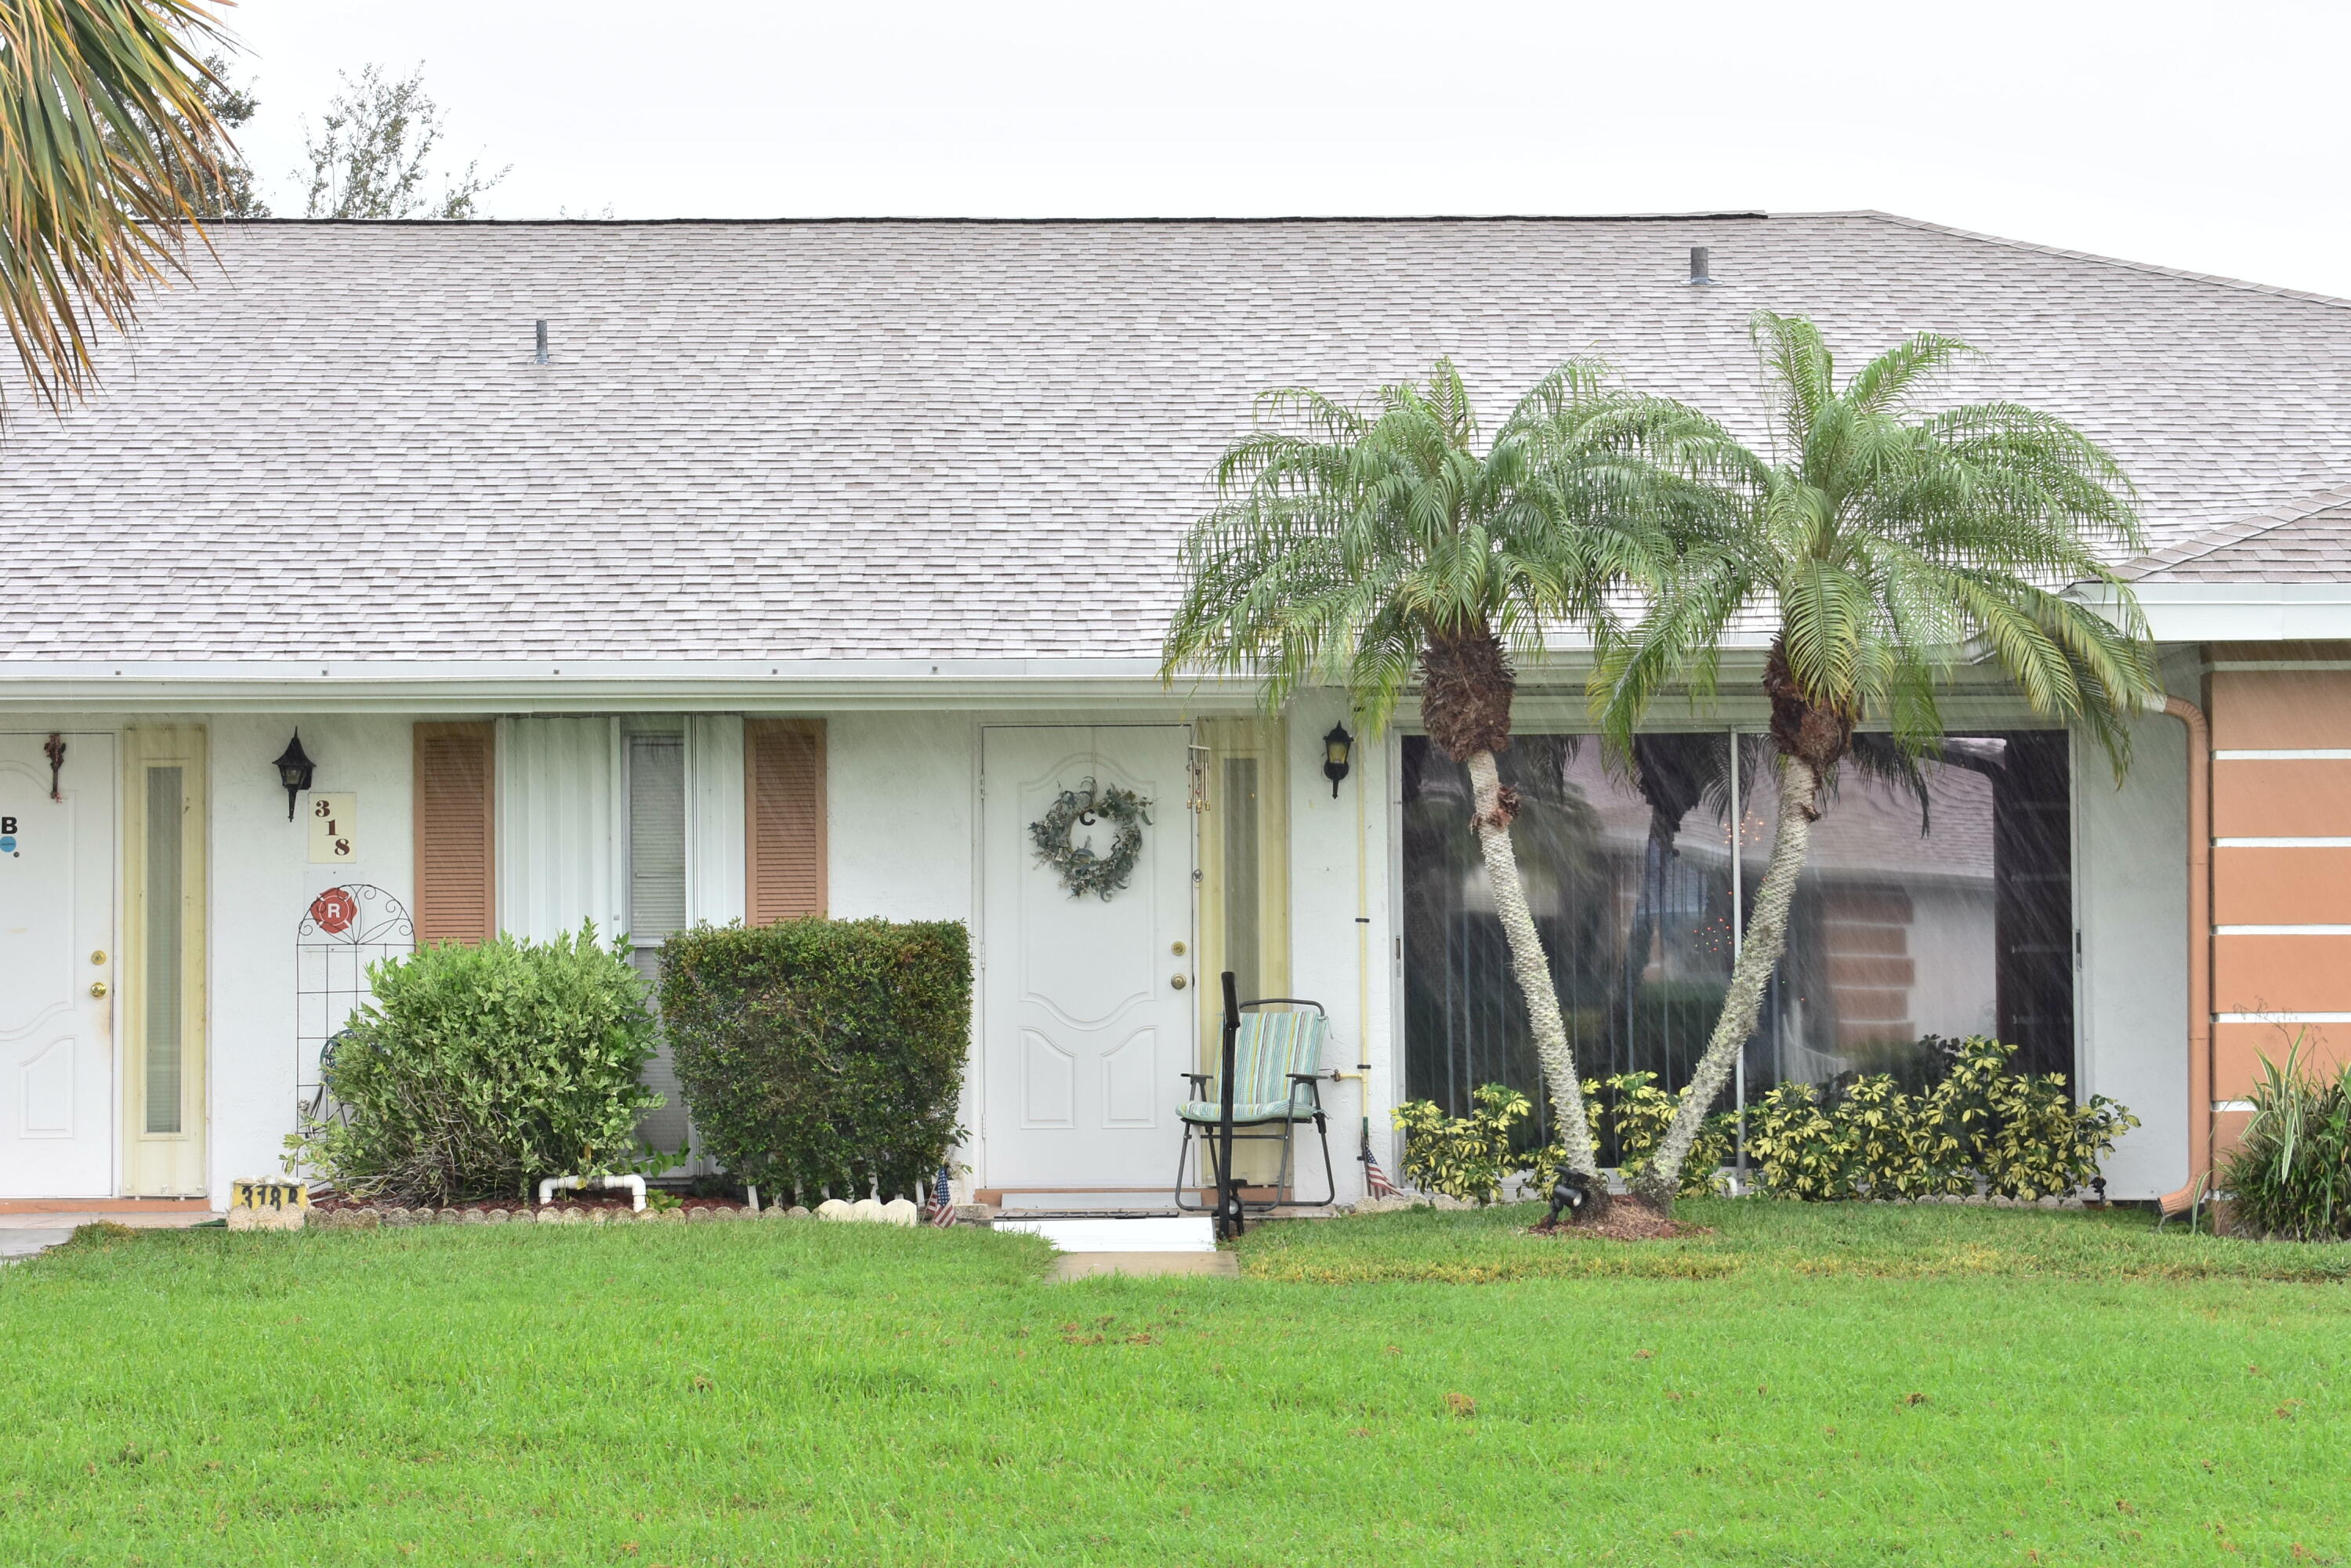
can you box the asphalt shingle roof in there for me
[2119,488,2351,582]
[6,212,2351,664]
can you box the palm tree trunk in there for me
[1465,749,1599,1177]
[1634,755,1822,1207]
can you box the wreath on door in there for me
[1030,777,1152,900]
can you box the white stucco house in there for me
[5,213,2351,1211]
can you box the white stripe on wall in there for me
[2216,1012,2351,1023]
[2217,925,2351,935]
[2215,749,2351,760]
[2213,1101,2257,1114]
[2215,837,2351,847]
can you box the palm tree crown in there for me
[1,0,230,409]
[1596,311,2157,778]
[1165,359,1663,751]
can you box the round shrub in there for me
[292,923,662,1204]
[1393,1084,1531,1204]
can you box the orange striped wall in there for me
[2206,667,2351,1128]
[2212,761,2351,837]
[2215,846,2351,925]
[2212,934,2351,1015]
[2210,654,2351,748]
[2216,1021,2348,1095]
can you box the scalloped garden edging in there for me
[305,1195,969,1230]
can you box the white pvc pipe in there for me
[536,1173,647,1211]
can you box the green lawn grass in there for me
[1,1203,2345,1566]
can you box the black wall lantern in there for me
[272,730,316,820]
[1321,722,1353,798]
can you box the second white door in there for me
[980,726,1193,1193]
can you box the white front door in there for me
[0,734,115,1198]
[980,726,1193,1193]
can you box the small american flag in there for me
[1361,1128,1401,1198]
[928,1164,957,1228]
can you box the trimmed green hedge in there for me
[659,918,971,1202]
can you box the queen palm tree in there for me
[2,0,230,410]
[1594,312,2162,1208]
[1162,360,1672,1179]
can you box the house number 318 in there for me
[307,793,357,864]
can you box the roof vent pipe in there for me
[534,319,549,364]
[1688,246,1712,286]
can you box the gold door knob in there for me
[90,949,107,965]
[89,980,109,999]
[1170,940,1186,956]
[1169,974,1188,990]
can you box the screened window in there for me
[628,734,688,966]
[1403,732,2073,1148]
[626,732,691,1155]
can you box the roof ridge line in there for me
[2124,487,2351,578]
[1820,210,2351,313]
[197,212,1773,229]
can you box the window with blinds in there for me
[412,722,495,946]
[627,731,693,1157]
[627,733,689,966]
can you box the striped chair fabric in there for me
[1177,1009,1327,1124]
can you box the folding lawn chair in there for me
[1172,992,1337,1218]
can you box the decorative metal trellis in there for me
[295,883,413,1136]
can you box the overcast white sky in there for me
[224,0,2351,297]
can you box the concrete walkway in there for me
[994,1215,1241,1280]
[1048,1251,1240,1280]
[0,1209,223,1263]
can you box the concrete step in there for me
[995,1215,1217,1253]
[1049,1251,1241,1281]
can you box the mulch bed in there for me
[1527,1208,1714,1243]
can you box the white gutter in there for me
[40,599,2334,713]
[0,643,2084,717]
[0,651,1623,712]
[5,657,1180,682]
[2071,581,2351,643]
[0,657,1242,712]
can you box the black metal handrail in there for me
[1217,971,1242,1240]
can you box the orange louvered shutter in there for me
[413,722,495,945]
[745,719,825,923]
